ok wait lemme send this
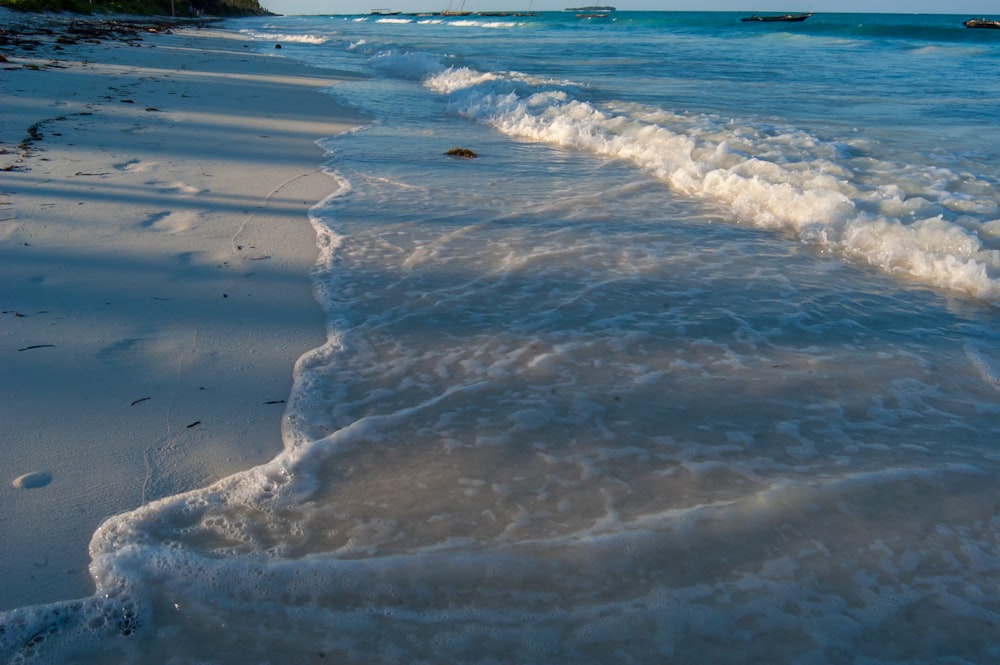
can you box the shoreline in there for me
[0,9,369,610]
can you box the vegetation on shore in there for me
[0,0,272,16]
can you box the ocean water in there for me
[4,11,1000,664]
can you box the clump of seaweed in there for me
[444,147,477,158]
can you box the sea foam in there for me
[421,63,1000,303]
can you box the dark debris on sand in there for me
[0,12,215,59]
[0,12,216,170]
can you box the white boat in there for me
[565,5,614,18]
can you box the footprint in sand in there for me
[97,337,148,363]
[115,158,157,173]
[150,180,207,196]
[12,471,52,489]
[140,210,196,233]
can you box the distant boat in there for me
[741,12,813,22]
[438,0,472,15]
[478,1,537,16]
[566,5,614,18]
[963,18,1000,29]
[370,8,401,14]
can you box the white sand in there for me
[0,11,368,610]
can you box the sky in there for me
[258,0,1000,16]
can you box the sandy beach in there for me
[0,9,368,611]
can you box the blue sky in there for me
[259,1,1000,15]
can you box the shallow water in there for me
[3,11,1000,664]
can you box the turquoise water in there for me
[3,12,1000,665]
